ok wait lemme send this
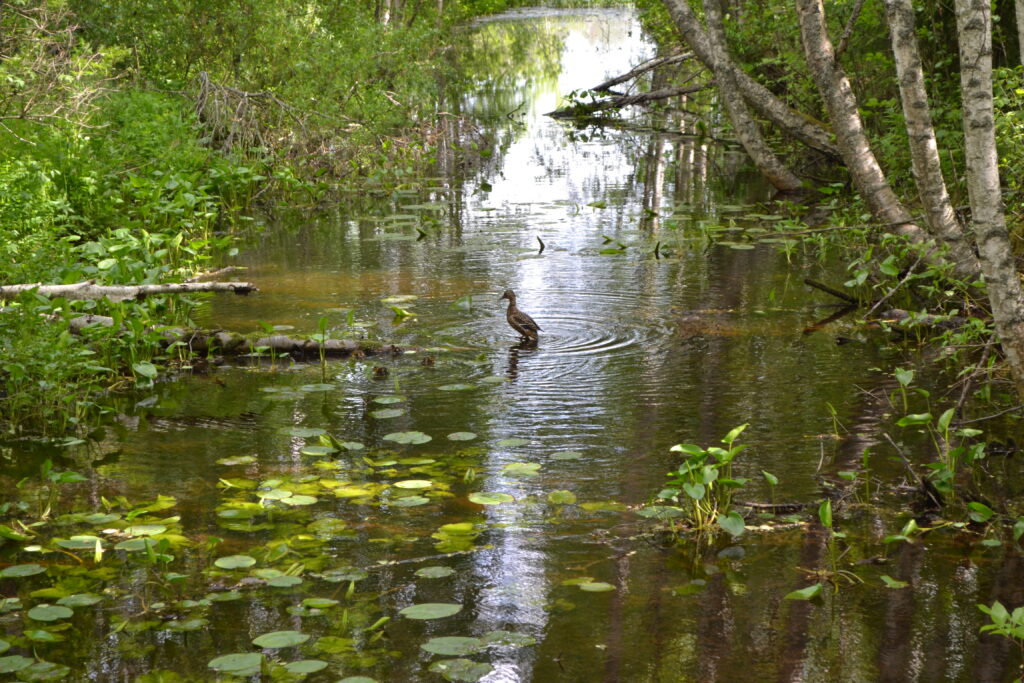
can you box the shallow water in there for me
[2,7,1023,682]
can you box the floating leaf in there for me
[0,564,46,578]
[27,604,73,621]
[547,490,577,505]
[880,575,909,589]
[253,630,310,648]
[214,555,256,570]
[394,480,433,489]
[300,445,337,456]
[0,640,8,654]
[468,492,514,505]
[381,294,418,303]
[267,576,304,588]
[428,658,493,682]
[578,582,615,592]
[784,583,823,601]
[319,567,368,583]
[55,535,104,549]
[496,438,530,447]
[208,653,263,677]
[501,462,541,477]
[303,598,339,608]
[439,383,475,391]
[717,512,746,537]
[125,524,167,537]
[420,636,485,656]
[481,630,537,647]
[299,383,335,393]
[335,486,376,498]
[551,450,582,460]
[373,395,406,404]
[339,441,365,450]
[447,432,477,441]
[281,427,326,438]
[399,603,463,620]
[0,656,33,674]
[284,660,328,674]
[415,566,455,579]
[370,408,406,419]
[383,431,432,445]
[217,455,257,466]
[56,593,102,607]
[280,495,318,506]
[968,501,995,523]
[635,506,685,519]
[391,496,430,507]
[479,376,507,384]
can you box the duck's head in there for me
[499,289,516,302]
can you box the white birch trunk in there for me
[955,0,1024,398]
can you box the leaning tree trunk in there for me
[662,0,839,158]
[702,0,803,192]
[955,0,1024,399]
[795,0,921,237]
[884,0,980,279]
[1017,0,1024,67]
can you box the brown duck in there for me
[500,289,541,341]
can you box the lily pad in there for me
[415,566,455,579]
[27,604,74,621]
[217,455,257,466]
[420,636,485,656]
[399,603,463,620]
[383,431,432,445]
[299,383,335,392]
[479,375,507,384]
[125,524,167,536]
[0,564,46,578]
[578,582,615,593]
[281,427,326,438]
[280,494,318,506]
[635,506,685,519]
[784,583,823,601]
[468,491,515,505]
[300,445,337,456]
[447,432,477,441]
[481,630,537,647]
[500,462,541,477]
[55,535,104,550]
[370,408,406,419]
[551,450,583,460]
[0,639,8,654]
[0,655,33,674]
[214,555,256,570]
[253,630,310,648]
[428,658,493,682]
[547,490,577,505]
[394,480,433,489]
[267,575,304,588]
[391,496,430,507]
[496,438,530,447]
[56,593,102,607]
[320,567,368,583]
[373,396,406,404]
[16,661,70,680]
[209,653,263,677]
[283,660,328,674]
[439,383,475,391]
[303,597,339,608]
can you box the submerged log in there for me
[547,84,710,118]
[0,280,257,302]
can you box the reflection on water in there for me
[6,7,1022,682]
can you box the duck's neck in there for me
[505,297,517,308]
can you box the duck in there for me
[500,289,541,341]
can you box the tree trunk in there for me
[884,0,980,279]
[794,0,916,232]
[1017,0,1024,66]
[702,0,803,192]
[661,0,839,158]
[0,280,257,302]
[955,0,1024,399]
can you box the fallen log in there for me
[0,280,257,302]
[592,52,695,92]
[547,83,711,118]
[68,315,406,359]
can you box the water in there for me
[2,7,1022,682]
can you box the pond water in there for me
[2,7,1023,682]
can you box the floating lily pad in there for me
[84,513,120,525]
[383,431,432,445]
[16,661,70,680]
[373,396,406,404]
[267,575,304,588]
[301,445,337,457]
[280,494,318,506]
[479,376,507,384]
[415,566,455,579]
[27,604,73,621]
[496,438,530,447]
[55,535,104,550]
[0,639,8,654]
[381,294,418,303]
[335,486,376,498]
[125,524,166,536]
[481,630,537,647]
[217,455,257,466]
[391,496,430,507]
[303,597,339,608]
[209,653,263,677]
[428,658,493,682]
[578,582,615,593]
[399,603,463,620]
[284,660,328,674]
[280,427,326,438]
[547,490,577,505]
[320,567,368,583]
[56,593,102,607]
[259,488,293,501]
[447,432,477,441]
[394,480,433,489]
[163,618,209,632]
[500,462,541,477]
[551,450,583,460]
[370,408,406,419]
[420,636,485,656]
[299,383,335,392]
[438,383,474,391]
[214,555,256,570]
[468,492,514,505]
[339,441,365,450]
[0,564,46,578]
[253,630,310,648]
[0,655,33,674]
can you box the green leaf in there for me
[784,583,823,601]
[635,505,685,519]
[447,432,477,441]
[579,581,615,592]
[880,575,909,589]
[819,500,832,528]
[373,395,406,404]
[267,575,304,588]
[208,653,263,676]
[500,462,541,477]
[439,383,475,391]
[299,445,337,456]
[468,491,515,505]
[56,593,102,607]
[398,603,463,620]
[428,658,493,682]
[415,566,455,579]
[896,413,932,427]
[967,502,996,523]
[0,564,46,578]
[252,630,310,648]
[370,408,406,419]
[214,555,256,570]
[717,512,746,537]
[682,483,705,500]
[937,408,955,434]
[420,636,485,656]
[133,361,158,379]
[761,470,778,486]
[284,660,328,674]
[547,490,577,505]
[496,437,530,447]
[894,367,914,387]
[394,480,433,489]
[27,604,74,621]
[551,450,583,460]
[383,431,432,445]
[0,656,33,674]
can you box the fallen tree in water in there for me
[0,280,257,301]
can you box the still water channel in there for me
[3,7,1023,682]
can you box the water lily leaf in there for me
[259,488,293,500]
[27,604,73,621]
[267,576,304,588]
[880,575,909,589]
[394,480,433,489]
[551,450,582,460]
[391,496,430,507]
[448,432,477,441]
[281,427,326,438]
[320,567,368,583]
[381,294,418,303]
[370,408,406,419]
[439,383,475,391]
[217,455,256,466]
[635,506,685,519]
[280,494,318,506]
[0,655,33,674]
[717,512,746,537]
[496,438,530,447]
[373,396,406,404]
[125,524,167,536]
[0,564,46,578]
[428,658,492,682]
[481,630,537,647]
[16,660,70,680]
[0,639,8,654]
[399,603,462,620]
[303,597,339,608]
[420,636,485,656]
[547,490,576,505]
[55,535,104,549]
[299,383,335,393]
[784,583,823,601]
[340,441,365,450]
[399,456,435,465]
[479,375,507,384]
[24,630,61,643]
[284,660,328,674]
[163,618,209,632]
[501,462,541,477]
[214,555,256,570]
[335,486,376,498]
[253,630,310,648]
[208,653,263,676]
[300,445,337,456]
[415,566,455,579]
[56,593,102,607]
[84,513,120,525]
[383,431,432,445]
[578,582,615,592]
[468,492,514,505]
